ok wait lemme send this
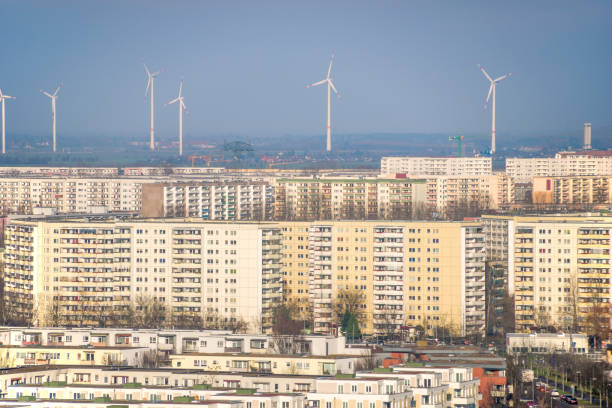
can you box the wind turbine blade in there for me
[478,64,493,82]
[53,83,63,97]
[166,97,179,106]
[179,80,183,97]
[484,84,493,110]
[181,100,189,114]
[143,63,151,76]
[327,53,335,79]
[494,73,512,82]
[307,79,327,88]
[41,90,52,98]
[329,80,339,96]
[145,78,151,96]
[3,95,15,99]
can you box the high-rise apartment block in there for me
[141,182,275,220]
[3,217,282,332]
[482,214,612,332]
[380,157,492,177]
[280,221,486,336]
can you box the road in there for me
[536,376,606,407]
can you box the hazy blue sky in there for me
[1,1,610,141]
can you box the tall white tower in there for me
[584,122,592,150]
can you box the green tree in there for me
[342,311,362,340]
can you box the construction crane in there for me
[449,135,464,157]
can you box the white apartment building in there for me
[386,366,480,408]
[381,157,492,177]
[0,167,120,176]
[506,332,588,354]
[0,327,358,357]
[0,177,148,215]
[307,377,413,408]
[142,182,275,220]
[506,157,612,183]
[3,217,282,332]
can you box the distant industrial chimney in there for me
[584,122,592,150]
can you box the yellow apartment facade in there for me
[280,221,486,337]
[482,214,612,332]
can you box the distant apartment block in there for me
[380,157,492,177]
[425,173,514,216]
[0,177,147,215]
[506,332,588,354]
[141,182,275,220]
[532,176,612,205]
[279,221,486,337]
[274,175,512,221]
[506,156,612,183]
[3,217,282,332]
[274,178,427,220]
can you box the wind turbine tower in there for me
[478,64,511,155]
[307,54,340,152]
[40,83,62,153]
[166,79,189,156]
[0,89,15,154]
[144,63,161,151]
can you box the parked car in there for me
[564,395,577,405]
[526,400,538,407]
[551,389,560,398]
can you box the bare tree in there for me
[333,288,365,325]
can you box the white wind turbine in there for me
[144,63,161,151]
[478,64,511,155]
[0,89,15,155]
[307,53,341,152]
[40,83,62,153]
[165,79,189,156]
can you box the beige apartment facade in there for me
[532,176,612,205]
[280,221,486,337]
[3,217,282,333]
[482,214,612,332]
[274,178,427,221]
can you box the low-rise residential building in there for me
[0,345,146,367]
[307,376,413,408]
[506,333,588,354]
[170,353,362,376]
[0,328,360,360]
